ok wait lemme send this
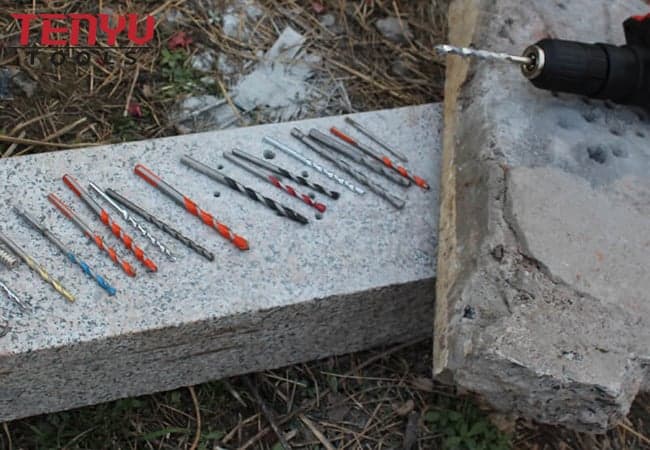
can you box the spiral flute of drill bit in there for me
[0,245,18,268]
[0,229,75,303]
[308,129,411,187]
[16,208,117,296]
[0,279,30,311]
[231,149,340,200]
[134,164,249,251]
[88,183,176,262]
[330,127,430,190]
[181,155,309,224]
[262,136,364,195]
[104,189,215,261]
[434,44,532,65]
[224,152,327,213]
[48,193,137,277]
[63,175,158,272]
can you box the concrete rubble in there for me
[434,0,650,432]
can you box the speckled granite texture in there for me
[434,0,649,432]
[0,104,440,421]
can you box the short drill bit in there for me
[0,279,30,311]
[104,189,215,262]
[16,208,117,296]
[308,129,411,187]
[48,193,137,277]
[231,149,340,200]
[292,129,406,210]
[225,151,327,213]
[330,127,430,190]
[262,136,364,195]
[181,155,309,225]
[343,117,408,162]
[434,44,532,65]
[0,229,75,303]
[63,175,158,272]
[88,182,176,262]
[134,164,249,251]
[0,245,19,268]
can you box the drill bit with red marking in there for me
[134,164,249,251]
[63,175,158,272]
[224,151,327,213]
[330,127,430,190]
[48,193,137,277]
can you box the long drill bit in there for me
[181,155,309,225]
[343,117,408,162]
[262,136,364,195]
[88,182,176,262]
[0,245,19,268]
[134,164,249,251]
[231,149,340,200]
[292,129,406,210]
[63,175,158,272]
[224,151,327,213]
[0,279,30,311]
[308,129,411,187]
[0,229,75,303]
[104,189,215,261]
[434,44,532,65]
[330,127,430,190]
[48,193,137,277]
[16,208,117,296]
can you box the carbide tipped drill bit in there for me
[330,127,430,190]
[63,175,158,272]
[88,182,176,262]
[0,279,30,311]
[104,189,215,261]
[0,245,18,268]
[48,193,137,277]
[16,208,117,296]
[181,155,309,225]
[434,44,532,65]
[307,129,411,187]
[225,151,327,213]
[292,129,406,209]
[231,149,340,200]
[344,117,408,162]
[0,229,75,303]
[262,136,364,195]
[134,164,249,251]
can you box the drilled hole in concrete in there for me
[582,111,597,123]
[263,150,275,160]
[609,128,623,137]
[557,2,567,9]
[218,164,224,170]
[463,305,476,319]
[551,91,560,98]
[612,147,628,158]
[587,146,607,164]
[302,171,309,178]
[308,193,316,199]
[315,213,323,220]
[214,191,221,198]
[636,130,646,138]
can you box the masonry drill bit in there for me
[181,155,309,225]
[292,129,406,210]
[262,136,364,195]
[0,279,30,311]
[63,175,158,272]
[0,229,75,303]
[0,245,18,268]
[308,129,411,187]
[48,193,137,277]
[88,182,176,262]
[343,117,408,162]
[330,127,430,190]
[231,149,340,200]
[134,164,249,251]
[16,208,117,296]
[225,151,327,213]
[104,189,215,261]
[434,44,532,65]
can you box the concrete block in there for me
[0,104,440,421]
[434,0,650,432]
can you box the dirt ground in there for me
[0,1,649,449]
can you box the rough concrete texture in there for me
[0,104,439,421]
[434,0,650,432]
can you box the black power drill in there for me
[436,14,650,108]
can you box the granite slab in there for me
[0,104,440,421]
